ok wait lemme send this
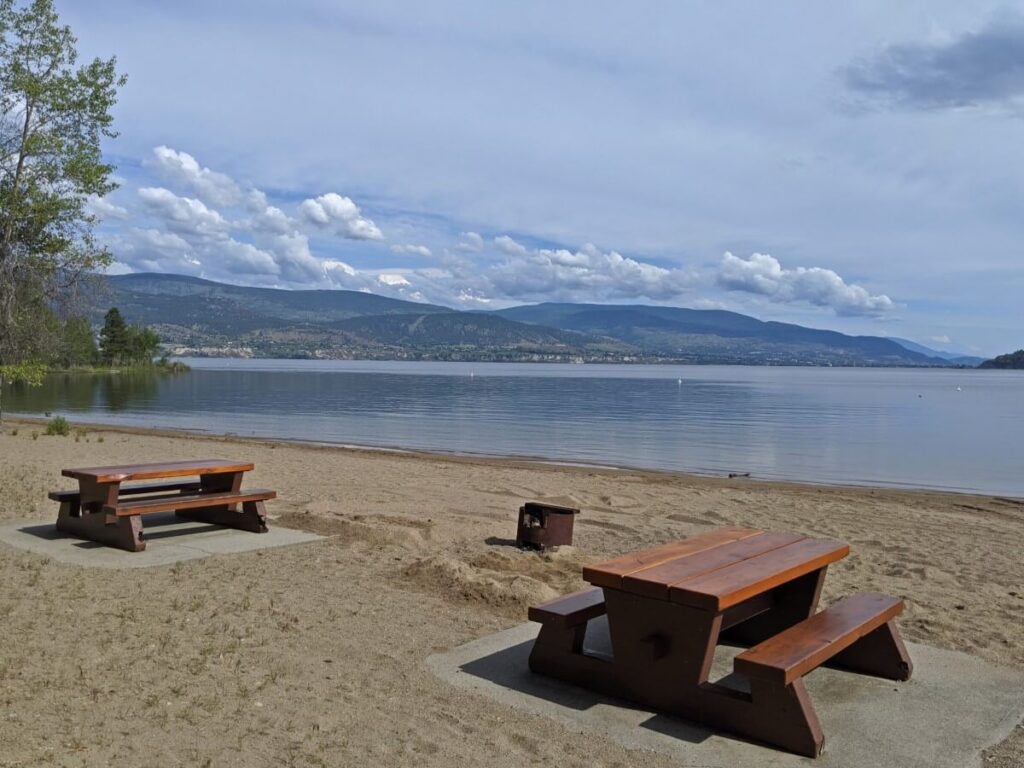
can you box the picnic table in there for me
[528,528,912,757]
[50,459,276,552]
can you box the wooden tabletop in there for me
[582,528,849,612]
[62,459,255,484]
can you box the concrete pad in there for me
[427,617,1024,768]
[0,514,324,568]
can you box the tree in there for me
[0,0,126,371]
[126,325,159,363]
[98,306,127,364]
[99,307,161,365]
[58,314,97,366]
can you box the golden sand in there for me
[1,420,1020,766]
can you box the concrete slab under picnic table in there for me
[427,617,1024,768]
[0,513,323,568]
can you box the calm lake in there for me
[5,359,1023,497]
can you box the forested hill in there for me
[978,350,1024,369]
[98,272,961,366]
[488,302,947,366]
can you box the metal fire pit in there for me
[516,502,580,550]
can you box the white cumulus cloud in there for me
[717,252,894,316]
[494,235,528,256]
[138,187,231,239]
[378,273,412,286]
[390,243,433,257]
[298,192,383,240]
[455,231,485,252]
[85,194,129,220]
[247,205,294,235]
[122,151,395,286]
[110,228,201,274]
[489,242,694,302]
[148,146,262,209]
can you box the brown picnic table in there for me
[50,459,275,552]
[528,528,913,757]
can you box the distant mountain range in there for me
[887,337,983,366]
[94,272,977,367]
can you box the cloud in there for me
[322,258,385,292]
[843,18,1024,110]
[217,238,280,276]
[455,231,484,252]
[256,231,327,283]
[494,235,528,256]
[378,273,411,286]
[112,225,283,278]
[716,252,894,316]
[246,205,294,235]
[84,194,129,220]
[390,243,433,257]
[110,228,201,274]
[930,334,952,344]
[298,193,383,240]
[124,151,395,286]
[148,146,258,208]
[489,242,694,302]
[134,181,315,280]
[138,187,231,239]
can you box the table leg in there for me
[176,471,267,532]
[55,479,145,552]
[527,587,723,708]
[176,499,268,533]
[528,586,829,757]
[604,589,722,707]
[197,470,243,509]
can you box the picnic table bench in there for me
[50,459,275,552]
[528,527,912,757]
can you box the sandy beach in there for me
[0,419,1021,767]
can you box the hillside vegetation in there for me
[99,273,964,366]
[978,350,1024,369]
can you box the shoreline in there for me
[5,413,1018,503]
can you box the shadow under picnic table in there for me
[18,512,221,546]
[457,616,716,745]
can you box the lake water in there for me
[4,359,1023,497]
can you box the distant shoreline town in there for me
[98,272,999,369]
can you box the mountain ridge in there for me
[489,302,940,365]
[888,337,984,366]
[97,272,963,366]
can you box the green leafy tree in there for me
[99,308,161,365]
[0,0,126,381]
[126,325,159,363]
[98,306,128,364]
[58,315,97,366]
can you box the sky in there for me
[62,1,1024,356]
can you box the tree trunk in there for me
[0,101,33,359]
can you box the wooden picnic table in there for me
[528,528,912,757]
[50,459,275,552]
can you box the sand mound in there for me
[402,551,571,614]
